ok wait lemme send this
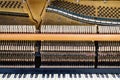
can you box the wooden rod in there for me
[0,34,120,41]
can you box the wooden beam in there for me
[0,34,120,41]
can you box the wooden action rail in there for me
[0,34,120,41]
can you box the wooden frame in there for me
[0,34,120,41]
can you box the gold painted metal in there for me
[0,0,120,41]
[0,0,47,28]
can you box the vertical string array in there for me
[0,25,36,68]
